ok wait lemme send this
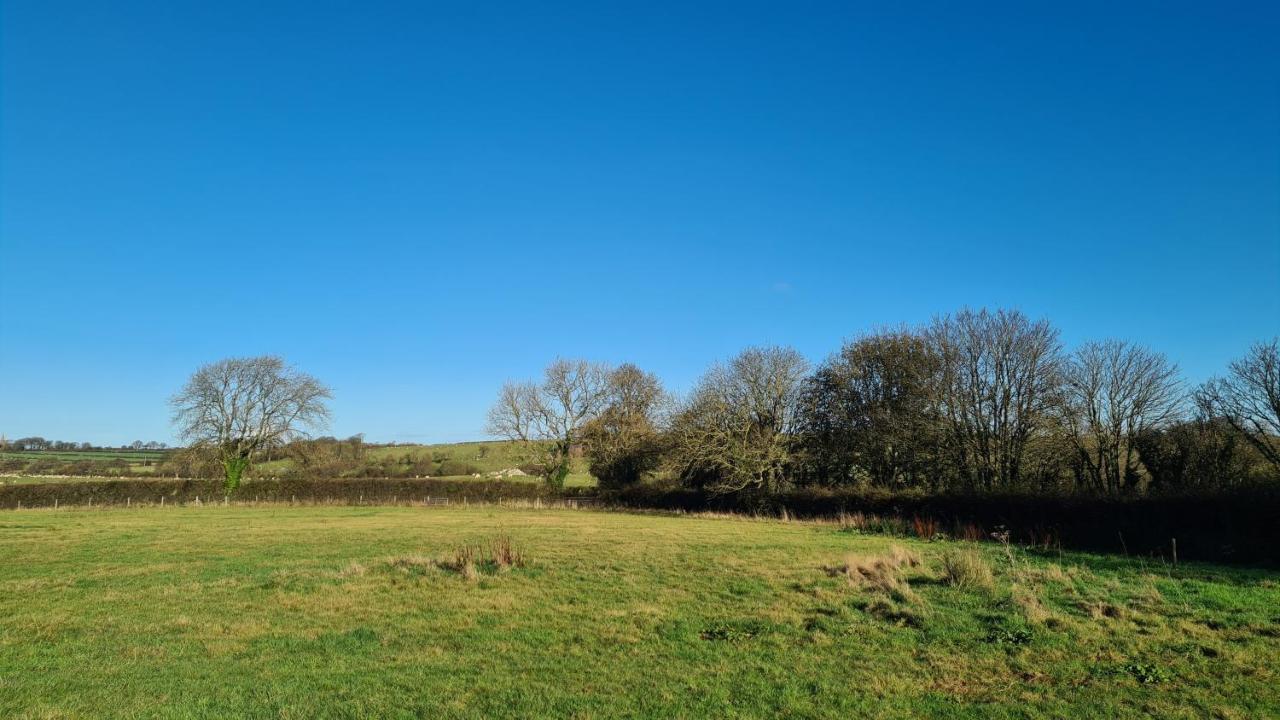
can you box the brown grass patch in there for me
[826,544,922,604]
[337,561,367,579]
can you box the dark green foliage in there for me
[0,477,566,509]
[1123,662,1172,684]
[435,459,482,477]
[608,483,1280,564]
[1135,418,1256,490]
[795,330,944,488]
[984,626,1033,645]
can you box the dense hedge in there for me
[609,483,1280,564]
[3,476,1276,565]
[0,477,571,509]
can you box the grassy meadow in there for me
[1,441,597,488]
[0,449,168,477]
[1,505,1277,719]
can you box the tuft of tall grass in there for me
[433,535,527,580]
[939,549,994,590]
[828,545,922,604]
[911,515,939,540]
[486,534,524,570]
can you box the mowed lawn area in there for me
[1,507,1277,719]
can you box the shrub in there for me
[436,460,482,477]
[940,549,994,590]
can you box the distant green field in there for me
[0,505,1276,718]
[1,441,597,487]
[0,450,167,462]
[0,449,167,477]
[249,440,596,487]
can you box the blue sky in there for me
[2,1,1277,445]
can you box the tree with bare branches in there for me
[171,356,331,491]
[1061,340,1183,493]
[486,358,611,487]
[670,346,809,494]
[928,308,1063,490]
[1197,338,1280,474]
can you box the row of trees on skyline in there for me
[488,308,1280,496]
[0,438,168,452]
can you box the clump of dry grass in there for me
[337,561,367,579]
[939,549,994,590]
[438,535,527,580]
[827,545,922,604]
[486,534,525,570]
[1079,600,1125,620]
[385,554,435,576]
[1011,582,1053,626]
[911,515,939,540]
[443,545,479,581]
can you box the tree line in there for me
[0,438,168,452]
[488,308,1279,497]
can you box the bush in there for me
[0,477,564,509]
[435,460,482,477]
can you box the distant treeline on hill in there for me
[1,438,169,452]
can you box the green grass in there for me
[3,441,598,487]
[363,440,596,487]
[0,449,167,476]
[0,450,168,462]
[1,506,1276,718]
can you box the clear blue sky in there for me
[2,1,1277,445]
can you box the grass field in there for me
[0,449,168,476]
[1,506,1276,718]
[1,441,597,487]
[362,441,595,486]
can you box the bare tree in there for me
[171,356,332,491]
[485,381,539,442]
[486,358,611,486]
[1197,337,1280,474]
[1061,340,1183,493]
[670,346,809,494]
[928,308,1063,490]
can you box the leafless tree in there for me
[928,308,1063,490]
[1061,340,1183,493]
[486,358,611,486]
[485,381,539,442]
[1197,338,1280,474]
[171,356,331,490]
[670,346,809,494]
